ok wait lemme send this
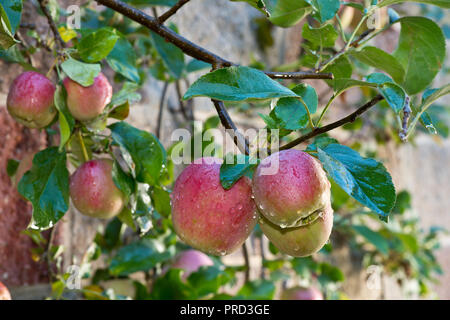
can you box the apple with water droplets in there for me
[171,157,257,256]
[259,203,333,257]
[63,72,112,121]
[7,71,56,129]
[70,159,126,219]
[253,149,331,228]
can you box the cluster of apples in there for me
[171,149,333,257]
[7,71,126,219]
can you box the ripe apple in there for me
[7,71,56,129]
[171,157,257,256]
[172,249,214,279]
[252,149,331,228]
[63,72,112,121]
[259,203,333,257]
[69,159,126,219]
[0,281,11,300]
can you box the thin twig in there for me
[46,226,57,281]
[280,95,384,150]
[242,242,250,283]
[158,0,190,24]
[37,0,65,49]
[156,82,169,139]
[399,96,411,142]
[316,27,375,72]
[175,81,191,121]
[96,0,232,66]
[212,100,250,155]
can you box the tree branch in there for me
[95,0,332,80]
[37,0,65,49]
[158,0,191,24]
[96,0,232,66]
[279,95,384,150]
[212,99,250,155]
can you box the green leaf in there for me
[186,59,211,73]
[54,86,75,150]
[109,82,141,107]
[302,23,339,49]
[106,37,140,83]
[61,58,101,86]
[393,17,446,95]
[267,0,312,28]
[323,55,353,88]
[366,73,406,113]
[273,83,318,130]
[333,78,378,95]
[7,159,19,177]
[353,225,390,255]
[351,46,405,84]
[150,23,185,79]
[78,27,119,63]
[151,187,171,217]
[109,122,166,186]
[420,84,450,112]
[187,266,233,298]
[112,160,136,198]
[183,66,298,101]
[307,0,341,24]
[236,280,276,300]
[110,239,174,276]
[18,147,69,230]
[378,82,406,114]
[317,144,396,218]
[306,135,339,152]
[0,0,22,34]
[220,154,258,189]
[319,262,345,282]
[0,0,22,49]
[377,0,450,9]
[150,269,193,299]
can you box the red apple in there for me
[172,249,214,279]
[171,157,257,256]
[7,71,56,128]
[0,281,11,300]
[63,72,112,121]
[253,149,331,228]
[70,159,126,219]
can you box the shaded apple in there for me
[70,159,126,219]
[281,286,323,300]
[172,249,214,279]
[259,204,333,257]
[253,149,331,228]
[7,71,56,129]
[0,281,11,300]
[63,72,112,121]
[171,157,257,256]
